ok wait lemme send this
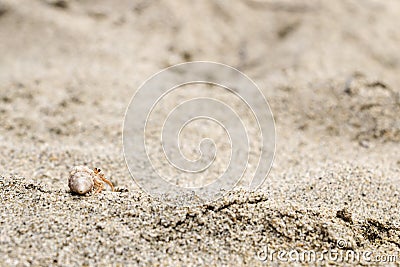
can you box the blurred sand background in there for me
[0,0,399,265]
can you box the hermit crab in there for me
[68,166,114,195]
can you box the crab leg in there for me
[93,168,114,192]
[99,175,114,192]
[94,179,104,194]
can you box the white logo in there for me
[123,62,275,206]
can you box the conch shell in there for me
[68,166,95,195]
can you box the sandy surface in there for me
[0,0,400,266]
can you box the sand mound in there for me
[277,74,400,145]
[1,176,399,266]
[1,0,399,265]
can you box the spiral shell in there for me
[68,166,94,195]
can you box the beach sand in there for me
[0,0,399,265]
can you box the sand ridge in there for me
[0,0,399,265]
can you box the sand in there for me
[0,0,399,266]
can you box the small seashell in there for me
[68,166,94,195]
